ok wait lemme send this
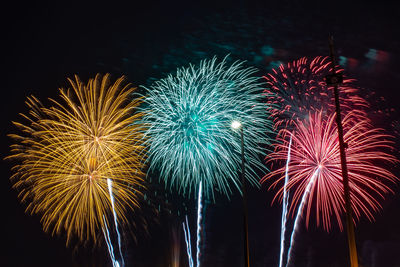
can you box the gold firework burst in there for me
[7,74,146,244]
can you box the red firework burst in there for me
[264,56,368,133]
[262,110,398,231]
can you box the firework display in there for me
[262,55,399,267]
[263,56,368,133]
[4,2,400,266]
[263,110,397,231]
[7,74,146,244]
[5,54,399,267]
[142,56,274,198]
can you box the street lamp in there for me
[231,120,242,130]
[326,36,359,267]
[231,120,250,267]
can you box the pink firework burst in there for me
[262,110,398,231]
[264,56,368,133]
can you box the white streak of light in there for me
[286,167,320,267]
[107,178,125,267]
[182,215,194,267]
[279,135,292,267]
[196,183,203,267]
[103,215,120,267]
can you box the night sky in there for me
[2,1,400,266]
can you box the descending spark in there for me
[182,183,203,267]
[278,136,292,267]
[182,216,194,267]
[107,178,124,267]
[286,168,320,267]
[196,183,203,267]
[103,215,120,267]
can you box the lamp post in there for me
[231,120,250,267]
[325,36,359,267]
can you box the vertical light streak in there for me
[107,178,124,267]
[171,226,181,267]
[279,135,292,267]
[182,215,194,267]
[196,183,203,267]
[286,167,320,267]
[103,215,119,267]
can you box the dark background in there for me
[2,1,400,266]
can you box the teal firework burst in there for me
[142,56,274,199]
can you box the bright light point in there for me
[318,164,323,169]
[231,120,242,129]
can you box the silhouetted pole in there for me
[326,35,359,267]
[240,126,250,267]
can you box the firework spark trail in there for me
[107,178,124,267]
[196,183,203,267]
[286,168,320,267]
[103,216,120,267]
[182,216,194,267]
[279,136,292,267]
